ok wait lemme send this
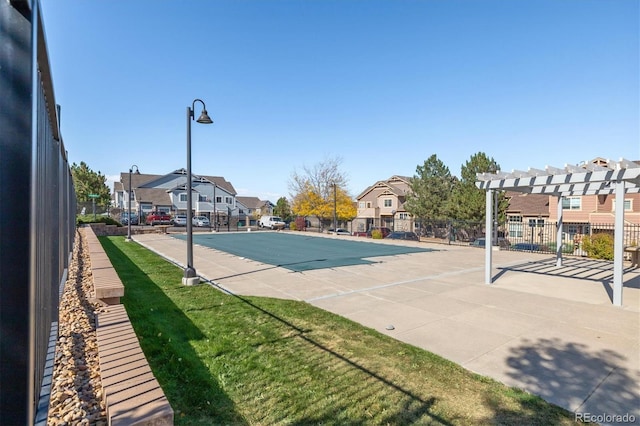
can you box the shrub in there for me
[581,233,614,260]
[294,217,307,231]
[76,215,122,227]
[289,222,297,231]
[547,242,574,254]
[371,229,383,239]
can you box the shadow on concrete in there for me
[505,337,639,422]
[493,257,639,303]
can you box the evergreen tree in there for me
[404,154,454,223]
[273,197,293,222]
[71,161,111,209]
[450,152,502,222]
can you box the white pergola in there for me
[476,158,640,307]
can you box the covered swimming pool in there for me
[172,232,435,272]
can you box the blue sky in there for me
[41,0,639,202]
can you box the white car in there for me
[172,215,187,226]
[192,216,210,227]
[258,215,286,230]
[329,228,350,235]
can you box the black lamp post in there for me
[392,209,396,231]
[333,182,337,232]
[126,165,139,242]
[183,99,213,285]
[213,183,217,231]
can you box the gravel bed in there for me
[47,229,107,426]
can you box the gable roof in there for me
[505,191,550,216]
[236,196,263,209]
[357,175,411,199]
[115,169,237,195]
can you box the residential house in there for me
[505,158,640,247]
[546,158,640,244]
[504,191,550,245]
[113,169,238,223]
[353,176,413,233]
[236,197,275,227]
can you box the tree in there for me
[273,197,293,222]
[289,156,354,228]
[71,161,111,209]
[404,154,455,223]
[449,152,508,223]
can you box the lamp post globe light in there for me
[183,99,213,286]
[126,165,140,242]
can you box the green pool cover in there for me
[172,232,434,272]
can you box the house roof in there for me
[135,188,173,207]
[505,191,549,216]
[236,196,263,209]
[115,169,237,195]
[357,175,411,199]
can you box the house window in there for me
[508,215,522,222]
[399,213,410,219]
[179,193,187,202]
[528,219,544,227]
[612,199,632,211]
[215,196,222,203]
[225,196,232,204]
[359,201,366,209]
[384,199,392,207]
[199,194,207,202]
[238,209,244,214]
[508,215,523,237]
[366,202,371,208]
[562,197,581,210]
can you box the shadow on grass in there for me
[206,280,449,425]
[99,237,247,425]
[504,337,639,422]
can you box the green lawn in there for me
[100,236,583,425]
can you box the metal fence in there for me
[416,218,640,256]
[1,1,76,424]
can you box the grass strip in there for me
[100,236,582,425]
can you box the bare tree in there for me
[288,156,348,200]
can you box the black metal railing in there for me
[414,218,640,256]
[1,1,76,424]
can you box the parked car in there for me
[146,211,171,226]
[366,227,392,238]
[469,238,486,247]
[258,215,286,230]
[328,228,351,235]
[120,212,138,225]
[512,242,542,251]
[192,216,210,227]
[172,214,187,226]
[385,231,420,241]
[470,237,510,248]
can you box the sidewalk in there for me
[134,232,640,424]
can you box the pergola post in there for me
[485,189,493,284]
[612,180,625,306]
[556,195,563,267]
